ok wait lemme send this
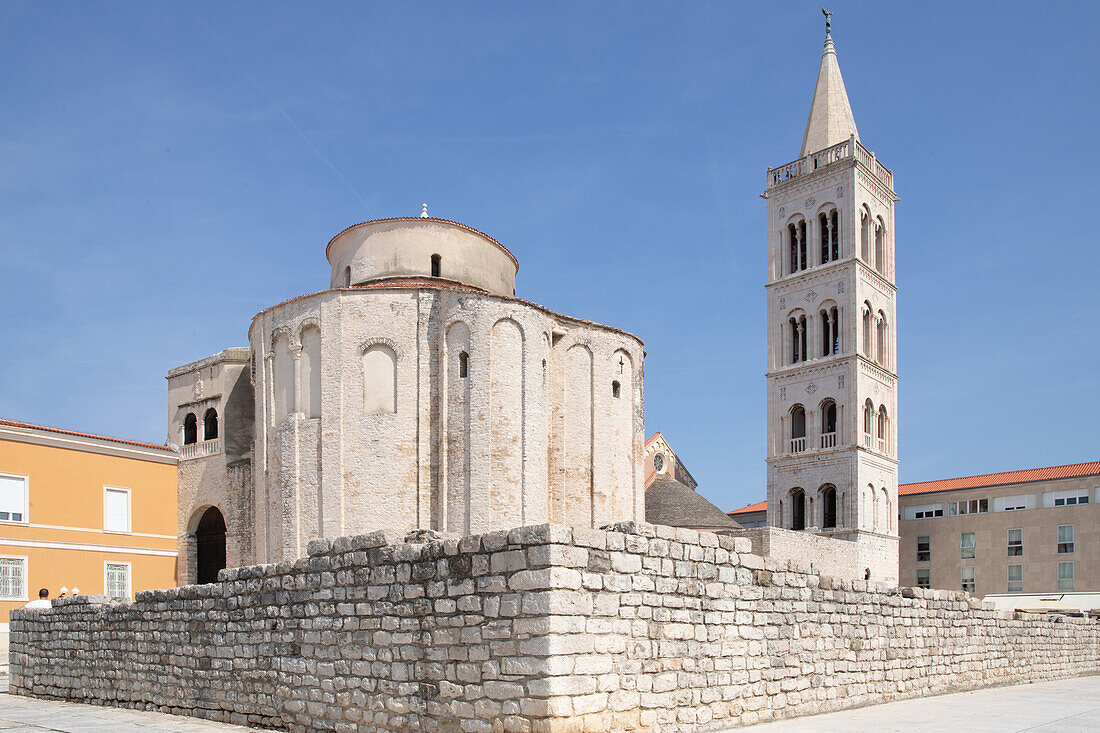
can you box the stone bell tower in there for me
[762,17,899,580]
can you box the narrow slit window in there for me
[459,351,469,379]
[612,380,621,398]
[431,254,442,278]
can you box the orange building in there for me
[0,418,178,618]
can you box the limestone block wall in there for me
[10,523,1100,732]
[728,526,898,584]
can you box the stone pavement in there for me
[1,674,1097,732]
[0,676,267,732]
[735,674,1100,732]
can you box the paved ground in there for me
[0,674,1097,731]
[0,676,263,732]
[736,674,1100,732]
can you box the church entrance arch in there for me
[195,506,227,584]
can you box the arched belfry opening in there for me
[195,506,227,585]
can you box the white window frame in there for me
[960,532,976,559]
[0,472,30,525]
[960,566,975,593]
[0,555,28,601]
[102,485,132,534]
[1057,561,1074,591]
[1007,528,1023,557]
[103,560,132,601]
[1057,524,1074,554]
[1007,564,1023,592]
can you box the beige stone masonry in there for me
[9,523,1100,732]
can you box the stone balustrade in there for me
[768,137,893,191]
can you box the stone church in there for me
[167,216,645,583]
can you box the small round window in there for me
[653,454,665,472]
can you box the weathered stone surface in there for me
[9,523,1100,732]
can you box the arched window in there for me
[431,254,442,278]
[343,266,351,287]
[821,485,837,529]
[819,209,839,264]
[788,220,807,273]
[195,506,226,585]
[878,406,888,453]
[860,209,870,262]
[798,220,807,271]
[874,218,885,274]
[820,306,839,357]
[790,488,806,531]
[877,311,887,366]
[820,400,837,447]
[612,380,621,398]
[862,303,872,355]
[203,408,218,440]
[363,344,398,414]
[863,400,874,447]
[790,405,806,453]
[789,315,807,364]
[459,351,469,379]
[183,413,197,445]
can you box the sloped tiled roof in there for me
[899,461,1100,497]
[0,417,173,452]
[646,475,741,530]
[728,500,767,515]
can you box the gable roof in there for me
[646,474,741,530]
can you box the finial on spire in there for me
[822,6,832,36]
[420,203,429,218]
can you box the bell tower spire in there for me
[762,11,899,584]
[800,10,860,158]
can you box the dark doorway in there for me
[822,486,837,529]
[196,507,226,584]
[791,489,806,531]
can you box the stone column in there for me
[291,347,303,416]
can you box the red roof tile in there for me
[899,461,1100,496]
[728,500,767,515]
[0,418,174,453]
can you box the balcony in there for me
[789,437,807,454]
[863,432,872,448]
[180,438,222,460]
[877,437,887,453]
[767,136,893,191]
[820,432,837,449]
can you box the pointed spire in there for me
[799,23,860,158]
[420,203,429,218]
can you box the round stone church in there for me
[168,214,645,578]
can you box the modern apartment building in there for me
[0,417,178,618]
[898,461,1099,597]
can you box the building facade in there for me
[761,27,899,580]
[899,461,1100,598]
[0,418,178,616]
[169,215,646,579]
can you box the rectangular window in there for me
[916,536,930,562]
[995,494,1034,512]
[907,503,945,520]
[1007,528,1023,557]
[960,566,975,593]
[1045,489,1091,508]
[1057,524,1074,554]
[950,498,990,516]
[1007,564,1023,592]
[0,474,28,523]
[104,562,130,601]
[1057,561,1074,591]
[960,532,976,559]
[103,487,131,533]
[916,569,930,589]
[0,557,27,600]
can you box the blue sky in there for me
[2,2,1098,513]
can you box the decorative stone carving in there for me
[805,383,817,395]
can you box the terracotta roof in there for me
[728,500,767,515]
[0,417,174,452]
[899,461,1100,496]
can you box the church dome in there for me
[326,217,519,297]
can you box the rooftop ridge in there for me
[0,417,174,453]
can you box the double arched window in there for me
[788,220,807,273]
[863,399,874,448]
[878,406,889,453]
[789,314,807,364]
[819,209,839,264]
[820,305,839,356]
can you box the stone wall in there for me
[10,523,1100,732]
[728,525,898,584]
